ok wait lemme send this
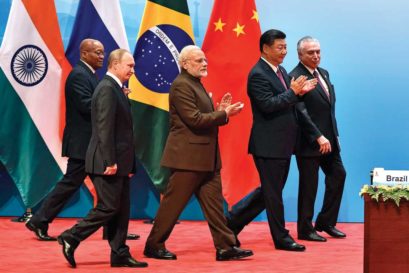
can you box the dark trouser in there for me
[64,175,131,259]
[30,158,87,230]
[296,152,346,235]
[145,169,236,251]
[227,187,265,234]
[253,156,291,246]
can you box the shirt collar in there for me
[106,72,123,88]
[300,62,316,75]
[80,59,95,74]
[261,57,279,73]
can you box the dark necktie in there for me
[92,73,99,87]
[313,70,330,99]
[276,68,287,89]
[122,85,129,98]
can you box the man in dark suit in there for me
[143,45,253,261]
[25,39,103,241]
[57,49,147,268]
[289,36,346,242]
[25,39,139,242]
[246,29,316,251]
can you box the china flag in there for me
[202,0,261,206]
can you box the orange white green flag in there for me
[0,0,71,207]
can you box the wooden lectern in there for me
[364,194,409,273]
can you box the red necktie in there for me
[276,68,287,89]
[313,70,330,99]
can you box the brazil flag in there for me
[129,0,195,193]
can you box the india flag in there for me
[0,0,71,208]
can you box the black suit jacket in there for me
[62,61,99,159]
[290,62,340,157]
[247,59,300,158]
[85,75,135,176]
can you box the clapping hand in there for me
[300,78,317,95]
[225,101,244,117]
[290,76,317,96]
[216,92,232,111]
[290,75,307,95]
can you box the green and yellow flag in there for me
[129,0,194,192]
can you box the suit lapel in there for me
[298,63,330,105]
[278,65,290,89]
[315,78,331,105]
[259,60,287,93]
[104,75,133,122]
[317,67,334,104]
[116,84,133,119]
[78,61,98,86]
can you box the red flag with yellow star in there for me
[202,0,261,206]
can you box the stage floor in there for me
[0,218,363,272]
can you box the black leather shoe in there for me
[25,220,56,241]
[126,233,140,240]
[111,256,148,268]
[144,247,177,260]
[57,235,79,268]
[276,242,306,252]
[103,233,140,240]
[298,231,327,242]
[216,246,253,261]
[315,225,346,238]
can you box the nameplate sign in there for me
[372,168,409,186]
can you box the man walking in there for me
[290,36,346,242]
[144,45,253,261]
[57,49,147,268]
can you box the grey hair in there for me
[178,45,201,66]
[297,36,320,54]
